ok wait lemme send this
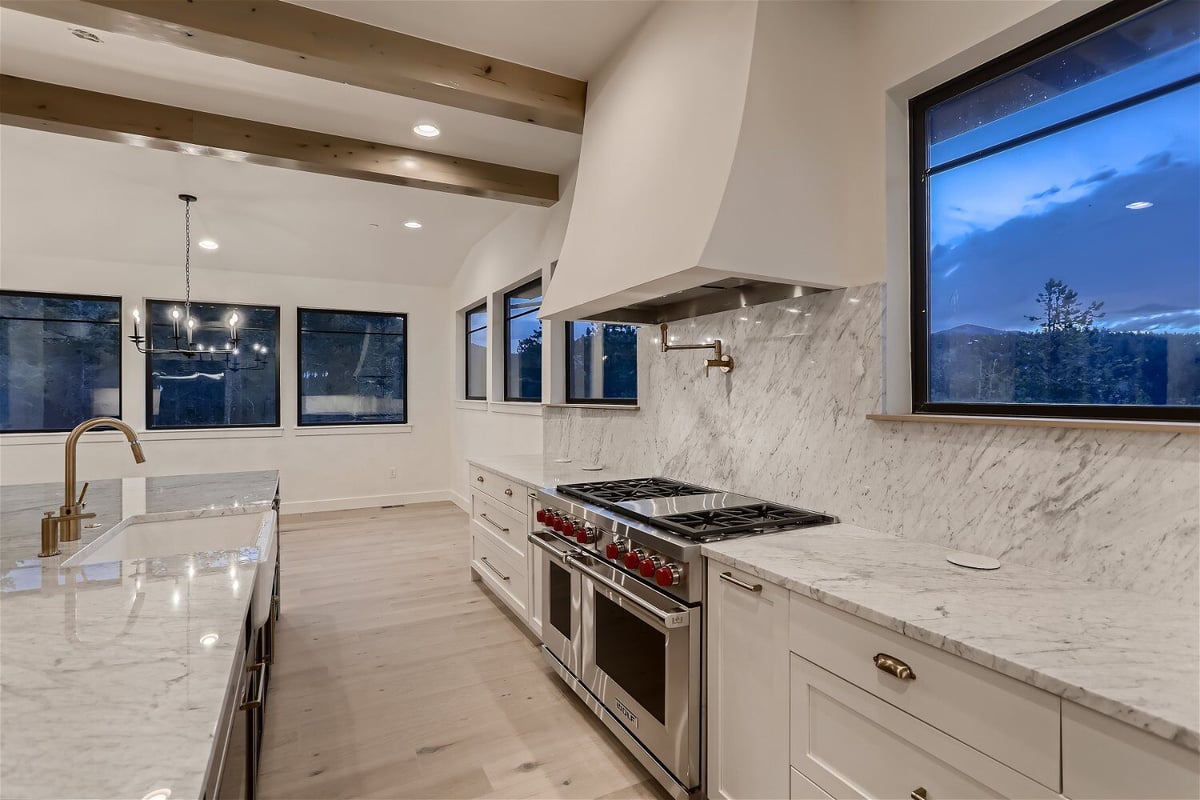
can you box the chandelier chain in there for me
[183,197,192,321]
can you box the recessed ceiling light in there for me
[1125,201,1153,210]
[69,28,102,43]
[141,789,171,800]
[198,239,219,250]
[403,220,422,229]
[413,123,441,138]
[199,633,219,647]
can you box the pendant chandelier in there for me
[128,194,268,369]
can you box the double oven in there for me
[531,530,701,799]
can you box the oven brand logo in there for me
[614,698,638,728]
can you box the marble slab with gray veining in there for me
[0,471,279,800]
[467,454,645,489]
[702,523,1200,753]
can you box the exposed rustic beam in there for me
[2,0,587,133]
[0,75,559,206]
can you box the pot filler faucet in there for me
[39,417,146,558]
[660,322,735,376]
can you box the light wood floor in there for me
[258,503,668,800]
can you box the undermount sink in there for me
[63,512,273,567]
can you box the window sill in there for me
[489,402,543,417]
[455,400,488,411]
[543,403,641,411]
[866,414,1199,435]
[1,431,128,446]
[293,424,411,436]
[140,428,285,441]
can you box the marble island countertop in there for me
[0,471,280,800]
[702,524,1200,752]
[468,454,644,488]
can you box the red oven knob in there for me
[550,514,564,532]
[639,555,664,577]
[605,538,628,560]
[625,549,647,570]
[655,564,683,587]
[536,508,547,524]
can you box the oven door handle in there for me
[564,554,692,629]
[529,532,575,566]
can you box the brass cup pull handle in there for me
[718,571,762,593]
[479,513,510,533]
[911,788,927,800]
[874,653,916,680]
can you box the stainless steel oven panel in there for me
[574,554,701,791]
[530,532,583,677]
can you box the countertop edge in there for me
[701,544,1200,753]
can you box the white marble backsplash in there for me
[544,284,1200,604]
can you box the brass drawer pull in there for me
[911,788,927,800]
[480,556,510,581]
[479,513,510,533]
[874,653,916,680]
[476,475,485,483]
[504,488,513,496]
[718,571,762,593]
[240,662,267,711]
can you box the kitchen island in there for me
[0,471,280,800]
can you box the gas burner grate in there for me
[653,503,836,540]
[557,477,714,506]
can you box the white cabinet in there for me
[468,463,540,635]
[706,563,791,800]
[1062,701,1200,800]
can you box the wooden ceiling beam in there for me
[3,0,587,133]
[0,75,559,206]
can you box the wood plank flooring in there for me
[257,503,668,800]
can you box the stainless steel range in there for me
[530,477,836,800]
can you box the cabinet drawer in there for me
[471,490,527,559]
[471,531,527,618]
[469,465,528,513]
[790,654,1056,800]
[790,593,1059,789]
[792,768,833,800]
[1062,701,1200,799]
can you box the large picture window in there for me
[566,322,638,404]
[146,300,279,429]
[911,0,1199,421]
[0,291,122,433]
[504,279,543,402]
[298,308,407,425]
[465,302,487,401]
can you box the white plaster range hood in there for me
[540,0,870,323]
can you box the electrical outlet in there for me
[387,466,398,479]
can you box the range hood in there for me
[541,0,869,323]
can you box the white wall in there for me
[0,255,453,513]
[447,172,577,507]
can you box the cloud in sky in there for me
[1070,167,1118,188]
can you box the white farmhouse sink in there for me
[63,512,273,567]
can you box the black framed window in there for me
[0,291,122,433]
[504,278,542,402]
[146,300,279,429]
[565,322,638,404]
[298,308,407,425]
[465,302,487,401]
[911,0,1199,422]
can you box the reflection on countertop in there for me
[0,470,279,800]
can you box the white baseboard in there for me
[449,490,469,513]
[281,490,453,515]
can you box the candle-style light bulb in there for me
[186,317,195,344]
[170,306,181,339]
[170,307,181,319]
[228,312,239,344]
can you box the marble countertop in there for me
[0,471,280,800]
[703,524,1200,752]
[468,454,644,488]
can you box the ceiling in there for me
[0,126,514,285]
[0,1,658,284]
[286,0,657,80]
